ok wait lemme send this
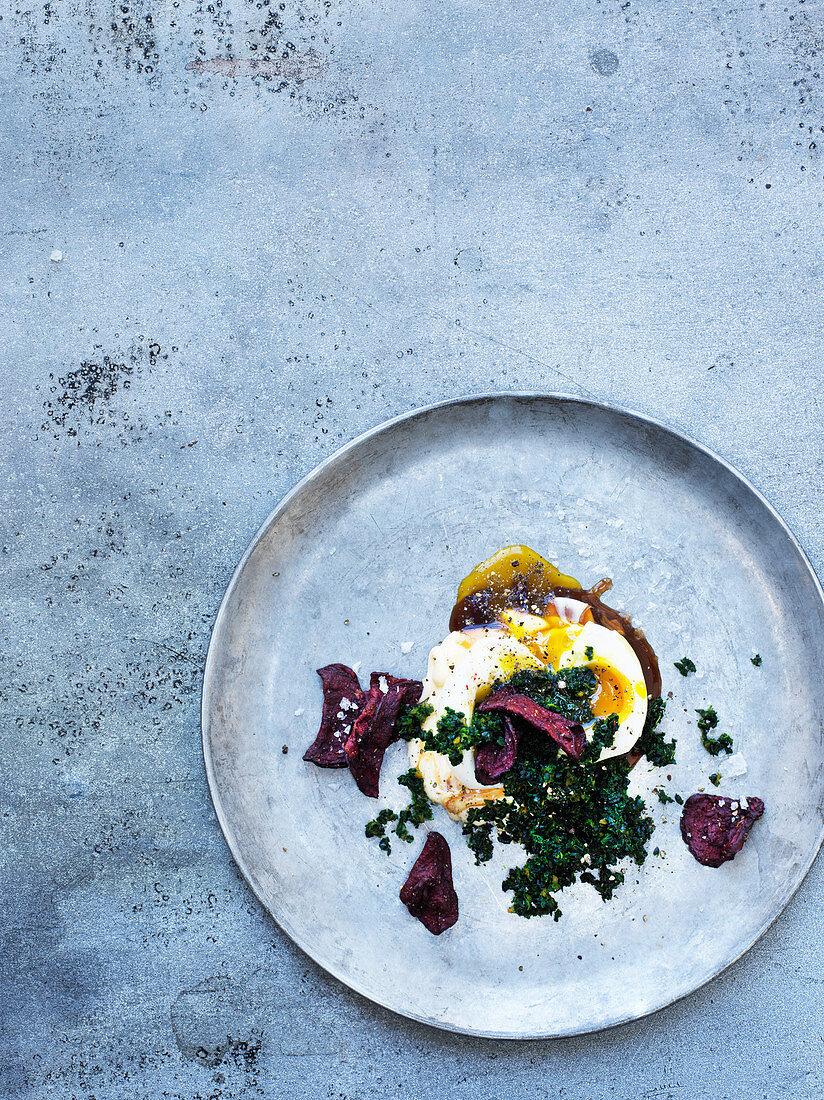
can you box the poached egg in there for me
[408,598,649,819]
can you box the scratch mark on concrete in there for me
[152,640,198,665]
[186,49,328,81]
[427,310,601,401]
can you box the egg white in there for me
[409,626,543,818]
[500,600,648,758]
[556,619,648,760]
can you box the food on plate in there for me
[407,549,656,824]
[302,663,364,767]
[303,667,423,795]
[680,794,764,867]
[399,831,459,935]
[474,715,519,784]
[343,673,422,797]
[303,545,764,933]
[696,705,734,756]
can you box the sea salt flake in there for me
[723,752,748,778]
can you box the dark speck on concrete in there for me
[589,48,620,76]
[42,354,135,434]
[40,341,168,441]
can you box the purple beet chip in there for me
[475,716,520,785]
[400,831,459,935]
[303,664,365,768]
[476,690,586,761]
[344,672,422,797]
[680,793,765,868]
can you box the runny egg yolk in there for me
[502,615,580,669]
[535,625,580,669]
[506,609,638,723]
[589,662,634,722]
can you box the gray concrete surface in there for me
[2,0,823,1096]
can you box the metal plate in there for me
[202,394,824,1038]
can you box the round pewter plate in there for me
[202,394,824,1039]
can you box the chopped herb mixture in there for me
[395,699,503,765]
[751,654,762,667]
[709,772,721,787]
[460,680,673,920]
[413,705,505,765]
[373,667,678,919]
[674,656,696,677]
[395,768,433,840]
[365,768,433,854]
[635,696,677,766]
[365,808,398,852]
[654,786,675,804]
[396,668,597,766]
[696,705,733,755]
[394,701,434,742]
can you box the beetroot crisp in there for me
[400,831,459,935]
[476,690,586,761]
[302,664,365,768]
[680,793,765,867]
[475,716,520,785]
[344,672,422,797]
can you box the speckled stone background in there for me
[2,0,824,1097]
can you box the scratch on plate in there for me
[609,460,643,502]
[370,513,384,537]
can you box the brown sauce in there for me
[449,546,661,699]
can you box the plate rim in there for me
[201,390,824,1039]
